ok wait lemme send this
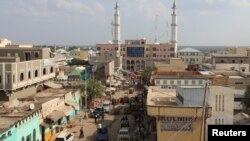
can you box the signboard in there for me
[160,116,195,131]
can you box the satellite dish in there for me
[29,103,35,110]
[12,99,20,108]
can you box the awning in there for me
[66,101,80,110]
[44,81,62,89]
[47,110,65,123]
[40,122,50,128]
[57,105,73,116]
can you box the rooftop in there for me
[178,48,202,53]
[0,88,72,134]
[212,54,248,58]
[147,86,177,106]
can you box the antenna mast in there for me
[154,15,158,43]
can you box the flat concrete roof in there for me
[0,88,73,134]
[147,86,177,106]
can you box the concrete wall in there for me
[208,86,234,125]
[147,106,211,141]
[0,112,41,141]
[0,58,55,90]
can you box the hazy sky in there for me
[0,0,250,46]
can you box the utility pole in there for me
[200,80,209,141]
[84,79,88,119]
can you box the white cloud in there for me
[230,0,250,8]
[137,0,170,21]
[205,0,250,8]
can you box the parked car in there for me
[117,128,130,141]
[102,100,112,113]
[55,131,74,141]
[96,127,109,141]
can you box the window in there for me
[198,80,203,85]
[240,60,243,63]
[33,129,36,141]
[241,67,246,72]
[219,95,221,112]
[97,47,101,50]
[153,54,156,57]
[34,52,39,58]
[146,48,149,51]
[170,80,174,85]
[28,71,31,79]
[123,48,125,51]
[220,60,224,63]
[230,67,235,70]
[177,80,181,85]
[163,80,167,84]
[110,54,112,57]
[115,47,118,50]
[216,95,218,111]
[66,134,73,140]
[6,74,10,84]
[50,67,54,73]
[20,73,24,81]
[192,80,196,85]
[35,70,38,77]
[164,55,166,58]
[232,60,235,63]
[184,80,188,85]
[170,48,175,51]
[153,48,156,51]
[43,68,46,75]
[156,80,160,85]
[222,95,224,112]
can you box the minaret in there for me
[171,0,178,56]
[113,0,121,45]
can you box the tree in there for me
[68,58,89,66]
[81,79,105,102]
[242,85,250,110]
[141,66,156,86]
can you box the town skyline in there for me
[0,0,250,46]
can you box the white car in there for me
[55,131,74,141]
[117,128,130,141]
[102,100,112,113]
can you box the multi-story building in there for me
[211,54,250,72]
[93,1,178,72]
[69,48,89,60]
[0,44,56,100]
[177,48,204,65]
[120,39,175,71]
[147,86,212,141]
[0,88,81,141]
[176,85,234,125]
[152,71,208,88]
[224,47,250,56]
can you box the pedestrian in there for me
[101,113,104,122]
[94,115,97,123]
[79,127,84,138]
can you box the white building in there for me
[177,48,204,65]
[211,54,249,72]
[176,85,234,125]
[152,71,208,88]
[0,38,11,47]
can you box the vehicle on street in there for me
[55,131,74,141]
[117,128,130,141]
[90,107,104,118]
[96,127,109,141]
[102,100,112,113]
